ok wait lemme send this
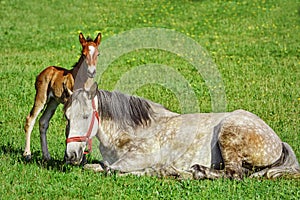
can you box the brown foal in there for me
[24,32,101,161]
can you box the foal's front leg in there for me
[39,99,59,161]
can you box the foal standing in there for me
[24,32,101,161]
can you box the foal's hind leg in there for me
[39,99,59,161]
[24,83,48,160]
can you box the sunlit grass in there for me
[0,0,299,199]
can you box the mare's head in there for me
[64,82,99,165]
[79,32,101,78]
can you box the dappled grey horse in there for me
[64,82,300,179]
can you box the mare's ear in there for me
[88,82,98,99]
[79,32,86,46]
[94,33,102,46]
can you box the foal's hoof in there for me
[43,156,51,162]
[42,152,51,162]
[24,155,32,162]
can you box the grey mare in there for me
[64,83,300,179]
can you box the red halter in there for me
[66,99,99,154]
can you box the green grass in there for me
[0,0,299,199]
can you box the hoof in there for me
[43,155,51,162]
[190,164,206,180]
[24,154,32,162]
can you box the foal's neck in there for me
[70,55,85,79]
[83,78,95,90]
[71,56,95,90]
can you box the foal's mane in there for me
[97,90,155,128]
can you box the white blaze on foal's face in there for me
[89,46,95,57]
[86,45,97,77]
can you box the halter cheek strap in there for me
[66,99,99,154]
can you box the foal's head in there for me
[79,32,101,78]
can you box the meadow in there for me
[0,0,299,199]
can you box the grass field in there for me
[0,0,299,199]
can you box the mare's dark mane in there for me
[64,88,155,128]
[97,90,154,128]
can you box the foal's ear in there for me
[89,82,98,99]
[94,33,101,46]
[79,32,86,46]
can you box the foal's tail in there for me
[264,142,300,179]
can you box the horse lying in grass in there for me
[64,82,300,179]
[24,33,101,161]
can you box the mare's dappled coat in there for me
[65,83,300,179]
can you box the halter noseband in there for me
[66,98,99,154]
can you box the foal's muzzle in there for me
[87,66,96,78]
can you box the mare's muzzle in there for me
[64,145,84,165]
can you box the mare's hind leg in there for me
[190,162,249,180]
[218,110,283,179]
[190,164,226,179]
[24,83,48,160]
[250,142,300,179]
[192,110,286,180]
[217,124,259,180]
[191,120,247,180]
[39,99,59,161]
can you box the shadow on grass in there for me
[0,142,99,173]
